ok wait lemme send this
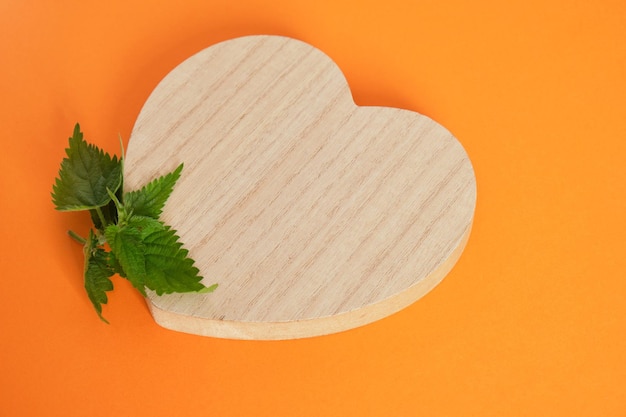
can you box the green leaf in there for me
[105,223,147,296]
[107,250,127,278]
[108,215,208,296]
[52,123,122,212]
[83,230,114,323]
[124,164,183,219]
[198,283,218,294]
[138,218,207,296]
[53,124,216,324]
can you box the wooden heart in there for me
[124,35,476,339]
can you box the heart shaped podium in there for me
[124,35,476,339]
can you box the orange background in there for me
[1,0,625,415]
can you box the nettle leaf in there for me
[52,123,122,211]
[130,215,207,295]
[83,231,114,323]
[107,251,127,278]
[105,223,148,296]
[124,164,183,219]
[106,215,208,296]
[53,123,216,323]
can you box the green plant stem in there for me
[68,230,87,244]
[95,206,107,228]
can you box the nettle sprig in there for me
[52,124,216,323]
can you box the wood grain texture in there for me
[124,35,476,339]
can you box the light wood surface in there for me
[124,35,476,339]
